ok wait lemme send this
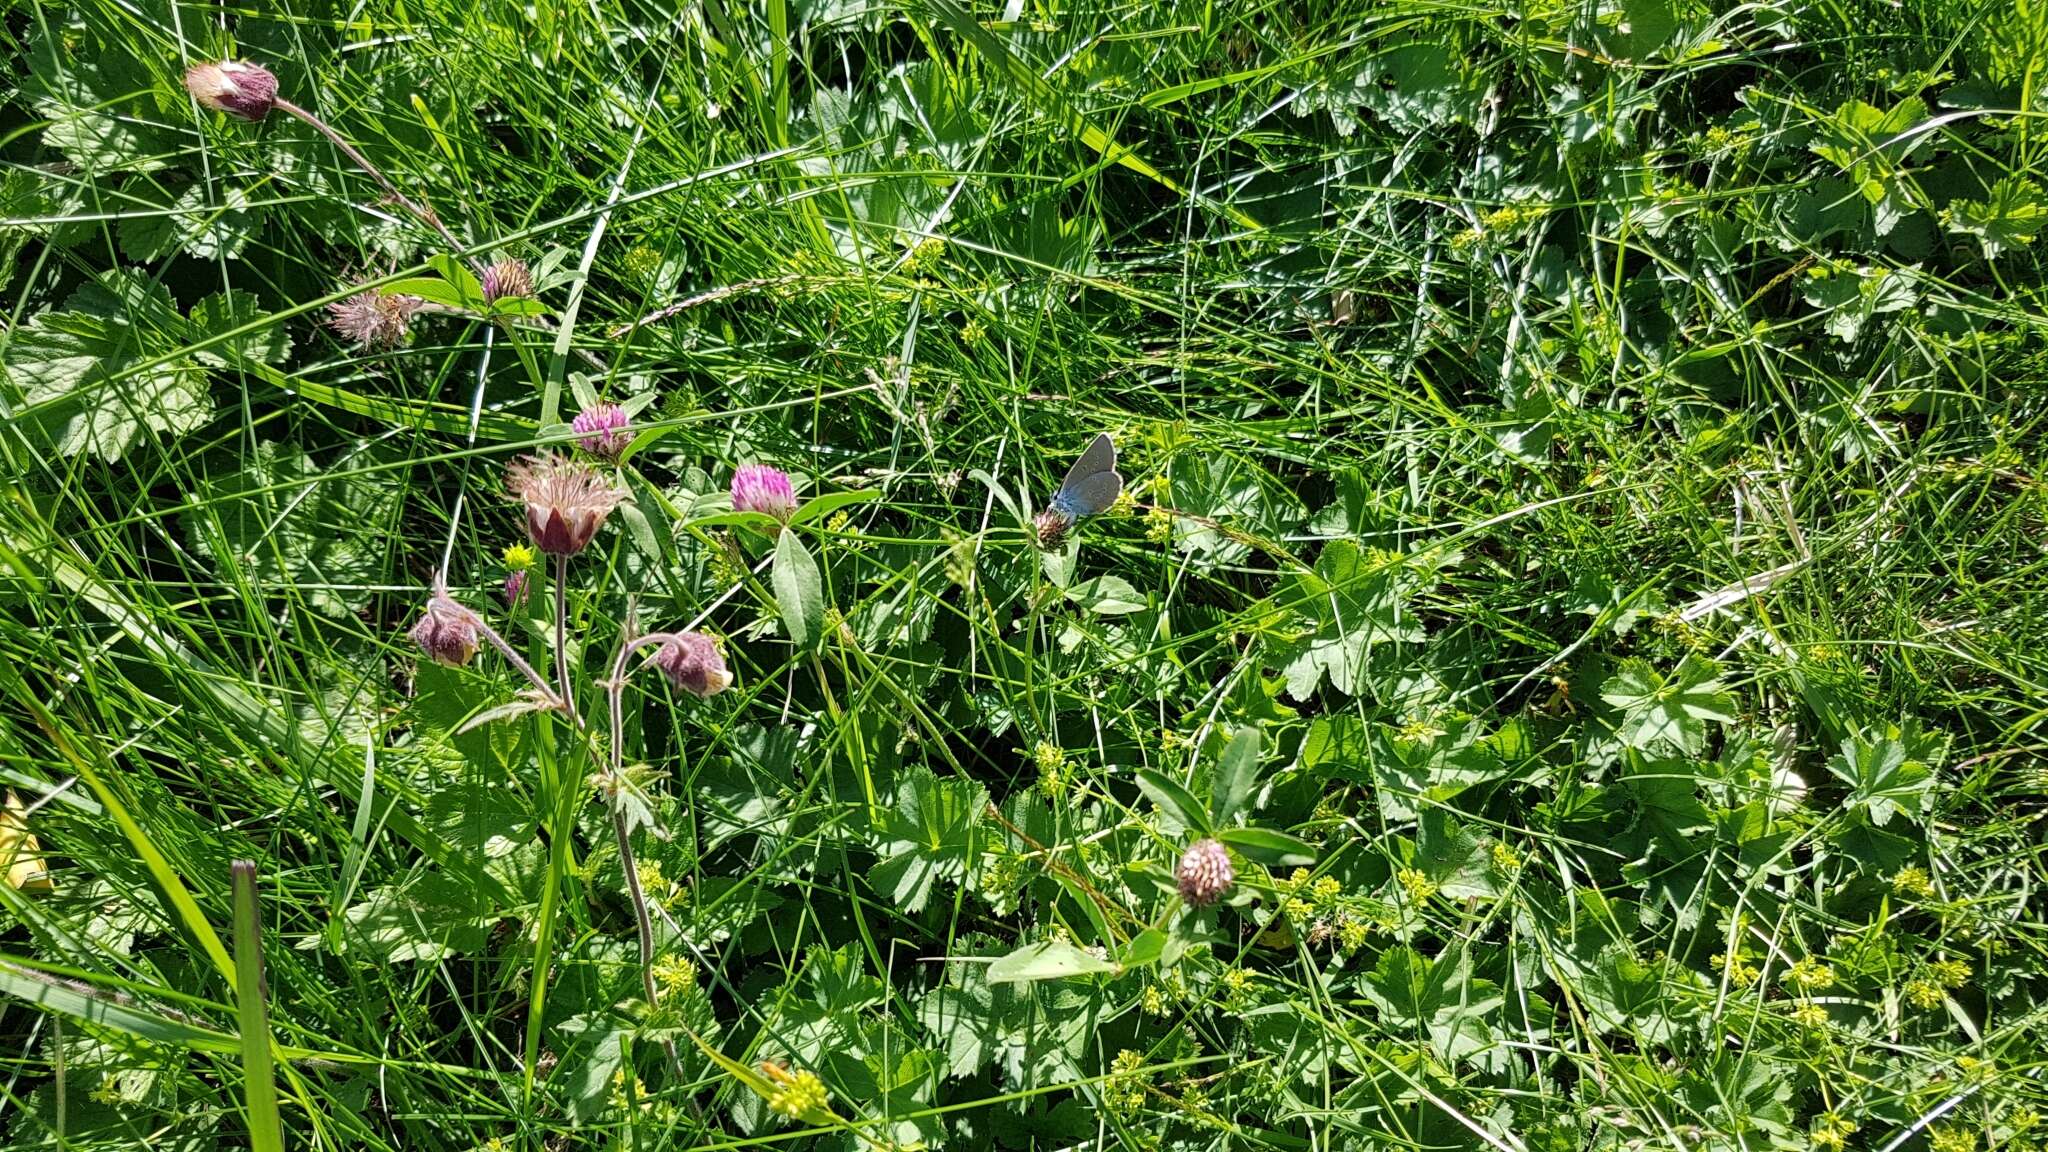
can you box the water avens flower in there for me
[410,598,482,666]
[184,60,278,121]
[1176,838,1234,907]
[572,403,631,462]
[650,631,733,698]
[1032,507,1072,553]
[503,569,528,607]
[480,257,533,303]
[506,453,624,556]
[326,288,422,350]
[730,464,797,523]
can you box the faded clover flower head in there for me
[1176,838,1235,907]
[505,453,624,556]
[480,257,533,304]
[410,598,482,666]
[1032,507,1072,553]
[184,60,278,121]
[326,288,423,350]
[731,464,798,523]
[572,402,631,461]
[651,631,733,698]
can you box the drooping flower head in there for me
[1176,838,1235,907]
[650,631,733,698]
[730,464,797,523]
[326,288,423,350]
[480,257,533,304]
[571,403,631,462]
[502,569,528,607]
[410,598,482,666]
[1032,507,1072,553]
[506,453,624,556]
[184,60,278,122]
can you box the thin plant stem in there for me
[429,587,561,709]
[552,555,578,729]
[272,97,472,261]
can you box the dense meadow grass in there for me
[2,0,2046,1148]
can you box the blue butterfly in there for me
[1050,433,1124,518]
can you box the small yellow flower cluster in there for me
[765,1067,829,1119]
[1929,958,1971,988]
[1905,979,1946,1010]
[1783,957,1836,992]
[1929,1124,1978,1152]
[1109,488,1139,518]
[1219,967,1256,1010]
[1144,506,1174,544]
[1032,741,1067,798]
[1490,840,1523,874]
[1397,867,1438,905]
[653,954,696,997]
[1106,1049,1148,1112]
[608,1068,648,1111]
[959,318,986,344]
[502,542,536,570]
[1811,1112,1857,1151]
[1714,946,1762,987]
[1790,1001,1829,1029]
[1893,865,1935,899]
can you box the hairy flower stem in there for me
[272,97,473,265]
[552,556,579,730]
[429,588,561,709]
[603,628,687,1072]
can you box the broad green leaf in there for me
[1944,176,2047,258]
[1215,826,1317,867]
[871,767,985,912]
[1134,768,1210,836]
[1600,655,1736,755]
[1269,540,1423,701]
[1120,929,1168,968]
[790,487,881,527]
[773,529,827,648]
[986,940,1118,984]
[1826,727,1937,827]
[1210,726,1262,827]
[1064,574,1146,616]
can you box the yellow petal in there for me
[2,791,54,892]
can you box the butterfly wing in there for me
[1051,435,1123,517]
[1052,471,1124,518]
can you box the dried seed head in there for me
[506,453,624,556]
[1176,838,1235,907]
[326,288,422,350]
[650,631,733,698]
[1032,507,1072,553]
[410,598,482,666]
[730,464,797,523]
[571,403,631,462]
[480,257,533,303]
[184,60,278,122]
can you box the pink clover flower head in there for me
[184,60,278,121]
[572,402,631,462]
[1176,838,1235,907]
[731,464,798,523]
[505,453,624,556]
[326,288,422,351]
[651,631,733,698]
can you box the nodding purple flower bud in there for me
[326,288,423,351]
[480,257,533,304]
[1032,507,1072,553]
[1176,838,1235,907]
[571,403,631,461]
[410,598,482,666]
[184,60,278,122]
[503,569,528,607]
[651,631,733,698]
[730,464,798,523]
[506,453,625,557]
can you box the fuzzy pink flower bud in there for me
[572,403,631,462]
[503,569,528,607]
[651,631,733,698]
[1176,838,1235,907]
[480,257,533,303]
[506,453,624,556]
[1032,507,1072,553]
[184,60,278,122]
[410,598,482,666]
[731,464,798,523]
